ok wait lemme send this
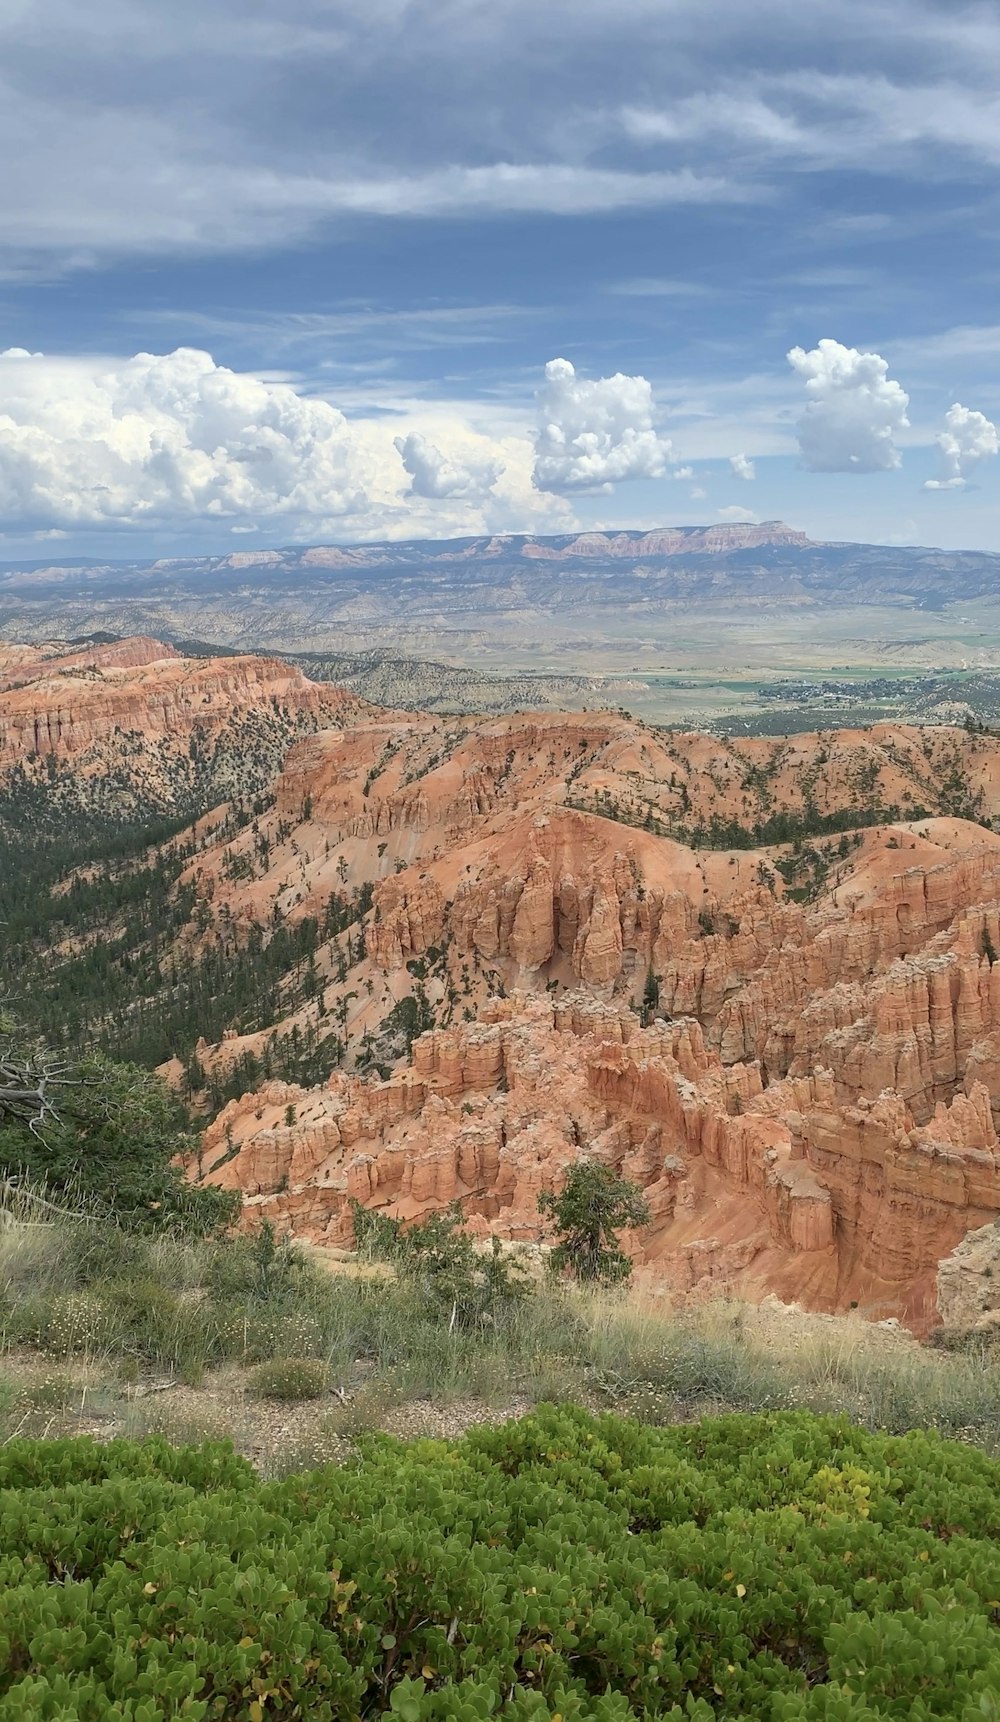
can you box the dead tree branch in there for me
[0,1049,76,1134]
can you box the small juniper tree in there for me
[349,1198,530,1328]
[538,1160,651,1285]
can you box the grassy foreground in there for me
[3,1403,1000,1718]
[2,1196,1000,1462]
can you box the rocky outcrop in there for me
[0,634,179,690]
[0,635,374,821]
[937,1219,1000,1333]
[193,980,1000,1332]
[0,643,362,765]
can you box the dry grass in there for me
[1,1193,1000,1464]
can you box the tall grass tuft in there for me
[3,1183,1000,1456]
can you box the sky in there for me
[1,0,999,559]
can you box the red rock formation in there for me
[196,980,1000,1331]
[0,641,364,766]
[0,635,180,691]
[185,741,1000,1331]
[7,643,998,1332]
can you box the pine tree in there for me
[538,1160,651,1285]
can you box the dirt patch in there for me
[0,1352,538,1474]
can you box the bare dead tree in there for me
[0,1049,75,1135]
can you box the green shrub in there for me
[1,1408,1000,1717]
[246,1357,329,1400]
[351,1199,532,1330]
[539,1160,651,1284]
[0,1051,238,1234]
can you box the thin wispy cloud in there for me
[0,0,998,552]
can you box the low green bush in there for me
[351,1200,532,1328]
[246,1356,329,1401]
[1,1406,1000,1718]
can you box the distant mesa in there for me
[4,520,994,669]
[0,520,812,585]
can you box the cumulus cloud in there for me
[717,504,759,522]
[0,344,566,542]
[729,451,755,479]
[532,357,671,493]
[0,345,381,533]
[787,338,910,472]
[924,402,999,490]
[393,431,504,499]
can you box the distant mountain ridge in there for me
[0,520,996,661]
[0,521,809,586]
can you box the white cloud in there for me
[729,451,755,480]
[0,344,566,541]
[532,357,672,493]
[717,504,759,522]
[0,75,747,271]
[393,431,504,499]
[787,338,910,472]
[606,276,716,298]
[622,96,804,150]
[2,0,1000,279]
[690,486,707,500]
[672,465,694,479]
[924,402,999,490]
[0,345,378,533]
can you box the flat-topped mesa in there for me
[517,522,812,559]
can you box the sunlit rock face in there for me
[8,638,1000,1336]
[187,708,1000,1336]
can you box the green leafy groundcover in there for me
[3,1407,1000,1721]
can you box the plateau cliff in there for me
[172,704,1000,1331]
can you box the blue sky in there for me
[1,0,999,557]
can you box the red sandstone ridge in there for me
[187,710,1000,1015]
[0,635,180,691]
[172,705,1000,1331]
[0,636,371,786]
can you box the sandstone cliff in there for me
[0,638,363,766]
[0,635,371,816]
[196,982,1000,1333]
[172,707,1000,1331]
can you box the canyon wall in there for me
[198,976,1000,1331]
[0,639,364,766]
[173,705,1000,1330]
[10,639,1000,1330]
